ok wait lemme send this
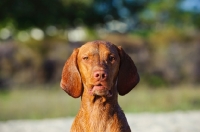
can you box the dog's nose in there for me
[94,71,107,80]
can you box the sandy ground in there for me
[0,111,200,132]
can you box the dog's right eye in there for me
[83,56,88,60]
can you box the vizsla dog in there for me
[60,40,139,132]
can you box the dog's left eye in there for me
[109,56,115,61]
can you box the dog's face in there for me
[77,42,120,97]
[60,40,139,98]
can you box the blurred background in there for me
[0,0,200,121]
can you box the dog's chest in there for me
[84,104,122,131]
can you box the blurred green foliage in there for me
[0,0,149,29]
[0,0,199,30]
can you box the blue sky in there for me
[180,0,200,13]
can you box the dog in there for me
[60,40,139,132]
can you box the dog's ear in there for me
[117,46,140,95]
[60,48,83,98]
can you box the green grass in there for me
[0,84,200,121]
[119,84,200,112]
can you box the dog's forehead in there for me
[79,41,118,54]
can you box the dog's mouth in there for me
[89,83,112,97]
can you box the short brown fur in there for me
[60,40,139,132]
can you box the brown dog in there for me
[60,40,139,132]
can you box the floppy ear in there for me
[60,48,83,98]
[117,46,140,96]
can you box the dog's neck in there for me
[81,87,118,112]
[76,87,129,131]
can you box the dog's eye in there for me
[109,56,115,61]
[83,56,88,60]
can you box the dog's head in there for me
[60,40,139,98]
